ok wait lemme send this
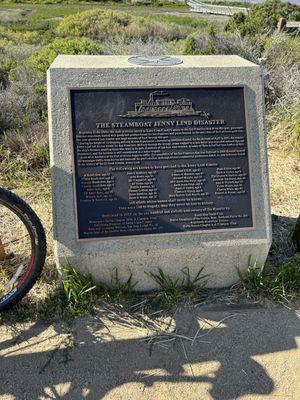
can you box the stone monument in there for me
[47,55,272,290]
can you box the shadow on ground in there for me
[268,214,297,265]
[0,213,299,399]
[0,305,299,399]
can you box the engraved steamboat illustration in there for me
[119,91,210,118]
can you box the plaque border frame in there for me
[68,85,256,242]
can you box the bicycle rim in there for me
[0,199,36,305]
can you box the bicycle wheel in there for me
[0,187,46,311]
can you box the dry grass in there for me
[10,174,54,275]
[0,8,29,24]
[0,166,57,317]
[265,36,300,220]
[102,36,172,56]
[268,100,300,219]
[0,84,39,133]
[264,34,300,108]
[268,147,300,218]
[186,31,263,62]
[266,106,299,267]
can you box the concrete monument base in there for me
[48,55,272,290]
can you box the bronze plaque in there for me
[70,87,253,240]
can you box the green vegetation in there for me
[148,13,213,30]
[0,0,299,320]
[62,259,97,316]
[55,9,192,41]
[61,265,207,314]
[225,0,300,36]
[146,267,208,306]
[0,26,40,45]
[264,34,300,70]
[98,268,137,301]
[238,255,300,303]
[30,37,102,79]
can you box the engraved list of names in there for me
[70,87,253,240]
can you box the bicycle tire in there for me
[0,187,46,311]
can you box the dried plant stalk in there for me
[0,239,5,261]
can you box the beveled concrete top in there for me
[49,55,259,69]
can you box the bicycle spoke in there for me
[0,203,32,295]
[0,188,46,310]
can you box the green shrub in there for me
[149,14,211,30]
[0,121,49,171]
[225,0,300,36]
[182,32,263,62]
[200,41,214,55]
[264,34,300,70]
[56,10,127,39]
[1,44,39,87]
[263,34,300,107]
[290,11,300,21]
[267,99,300,153]
[56,10,185,42]
[0,83,40,133]
[29,37,102,79]
[183,35,197,55]
[0,26,40,45]
[225,11,248,36]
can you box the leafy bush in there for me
[183,36,197,55]
[264,34,300,70]
[0,82,40,133]
[225,0,300,36]
[0,26,40,45]
[264,34,300,107]
[0,43,38,88]
[28,37,102,79]
[56,10,186,42]
[0,121,49,171]
[183,32,263,62]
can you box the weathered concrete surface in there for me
[0,305,299,399]
[48,55,271,290]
